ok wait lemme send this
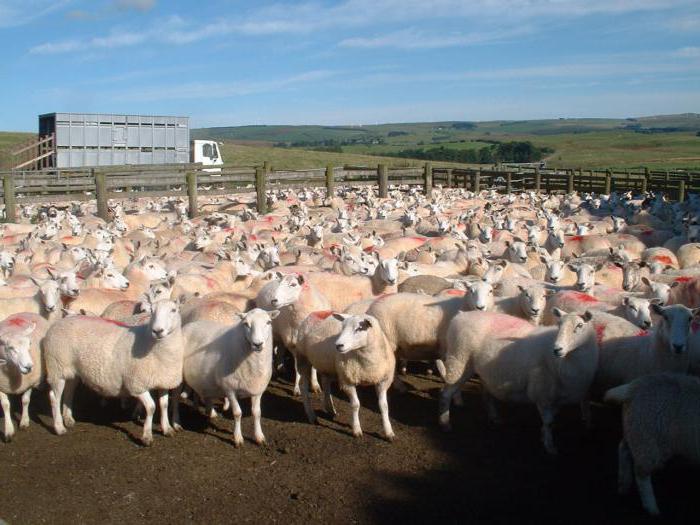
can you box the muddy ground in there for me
[0,366,695,524]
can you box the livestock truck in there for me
[11,113,224,172]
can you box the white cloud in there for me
[0,0,72,28]
[339,27,533,49]
[30,29,147,54]
[113,70,338,101]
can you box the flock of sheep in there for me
[1,183,700,516]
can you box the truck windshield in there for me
[202,142,219,160]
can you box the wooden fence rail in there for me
[1,162,700,222]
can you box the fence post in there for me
[378,164,388,198]
[186,171,198,219]
[473,169,481,194]
[423,162,433,198]
[641,175,648,194]
[325,164,335,198]
[604,172,612,195]
[505,172,512,193]
[94,169,110,221]
[534,167,541,192]
[2,174,16,223]
[255,167,267,214]
[679,180,686,203]
[665,170,670,193]
[567,171,575,194]
[446,168,453,188]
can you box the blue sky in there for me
[1,0,699,131]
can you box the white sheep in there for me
[43,297,185,445]
[176,308,279,447]
[0,313,48,442]
[605,373,700,516]
[440,309,599,454]
[296,312,396,440]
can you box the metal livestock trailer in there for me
[37,113,190,168]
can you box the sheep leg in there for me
[61,379,78,428]
[158,390,175,437]
[635,472,660,516]
[0,392,14,442]
[376,380,395,441]
[310,367,321,394]
[136,391,156,446]
[48,378,67,436]
[227,393,244,448]
[222,397,230,412]
[483,390,503,426]
[19,389,32,429]
[205,399,219,419]
[321,375,336,417]
[617,439,634,495]
[251,394,265,446]
[580,399,592,429]
[343,385,363,438]
[292,355,302,396]
[170,386,183,432]
[537,404,558,455]
[299,360,317,424]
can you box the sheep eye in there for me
[171,308,176,313]
[576,324,583,330]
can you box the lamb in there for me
[493,283,550,325]
[175,309,278,447]
[43,297,185,445]
[295,312,396,440]
[440,309,599,454]
[0,313,48,442]
[605,373,700,516]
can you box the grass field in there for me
[3,114,700,171]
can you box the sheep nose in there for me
[271,299,279,306]
[553,347,564,357]
[22,364,32,374]
[672,344,685,354]
[643,321,651,328]
[336,343,345,352]
[124,282,130,288]
[531,308,540,314]
[152,328,164,338]
[476,305,486,311]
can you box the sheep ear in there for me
[268,310,280,320]
[552,307,565,318]
[622,297,630,305]
[651,303,665,315]
[331,313,347,322]
[517,285,525,292]
[297,274,305,285]
[177,294,187,306]
[670,281,680,289]
[566,264,577,272]
[581,311,593,322]
[641,277,651,286]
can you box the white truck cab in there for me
[191,140,224,173]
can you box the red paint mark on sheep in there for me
[652,255,673,265]
[641,230,653,236]
[5,316,28,327]
[636,329,649,337]
[675,277,694,283]
[446,289,466,296]
[571,292,598,303]
[311,310,334,320]
[363,246,375,253]
[594,324,606,346]
[569,235,584,242]
[90,317,129,328]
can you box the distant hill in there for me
[192,114,700,143]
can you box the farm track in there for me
[0,366,693,524]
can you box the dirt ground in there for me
[0,365,695,525]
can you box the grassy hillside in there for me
[195,114,700,170]
[0,132,34,169]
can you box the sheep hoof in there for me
[54,425,67,436]
[173,423,183,432]
[352,430,363,438]
[385,432,396,442]
[255,437,266,446]
[162,427,176,437]
[233,439,244,448]
[141,435,154,447]
[19,420,30,430]
[311,384,321,394]
[3,432,13,443]
[292,387,301,397]
[63,416,76,428]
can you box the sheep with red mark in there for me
[43,297,186,445]
[440,309,599,454]
[0,313,48,442]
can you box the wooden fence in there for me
[1,163,699,222]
